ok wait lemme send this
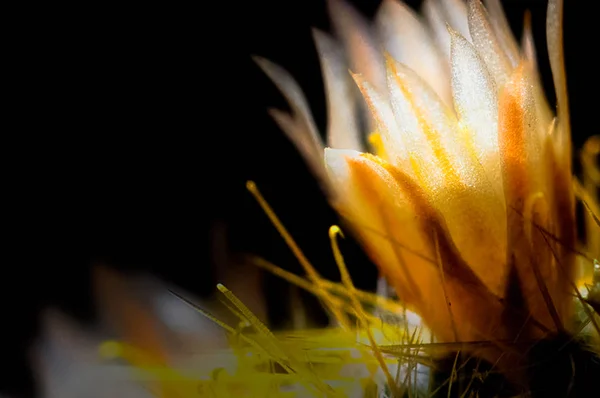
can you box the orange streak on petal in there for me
[386,57,457,182]
[499,64,530,206]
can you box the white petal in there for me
[34,310,151,398]
[385,59,446,186]
[388,57,507,296]
[386,59,459,159]
[375,0,451,105]
[450,30,503,198]
[313,29,363,151]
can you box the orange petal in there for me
[326,149,508,347]
[498,64,565,332]
[387,56,507,297]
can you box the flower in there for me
[257,0,598,385]
[34,1,600,397]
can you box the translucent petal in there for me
[547,0,575,313]
[521,11,537,75]
[450,30,503,199]
[467,0,512,88]
[498,65,564,331]
[547,0,570,146]
[385,58,441,185]
[385,57,460,173]
[375,0,451,105]
[545,122,576,321]
[498,64,543,202]
[519,15,554,148]
[386,58,498,187]
[313,29,362,151]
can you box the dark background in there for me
[3,1,597,396]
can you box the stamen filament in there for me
[247,180,350,328]
[329,225,400,397]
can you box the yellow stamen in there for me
[170,289,296,374]
[329,225,400,397]
[217,283,337,397]
[368,131,387,161]
[250,255,407,315]
[247,180,350,328]
[171,289,346,397]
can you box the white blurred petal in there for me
[313,29,362,151]
[440,0,471,39]
[483,0,520,66]
[467,0,512,88]
[521,11,536,68]
[254,57,320,143]
[34,310,150,398]
[327,0,387,136]
[423,0,471,62]
[327,0,386,94]
[375,0,451,105]
[422,0,452,60]
[254,57,332,195]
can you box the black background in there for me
[3,1,597,396]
